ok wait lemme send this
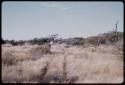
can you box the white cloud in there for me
[41,2,62,8]
[62,7,72,11]
[41,2,72,10]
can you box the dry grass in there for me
[28,44,51,60]
[2,51,17,65]
[2,57,50,83]
[2,43,123,83]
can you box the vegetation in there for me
[2,32,123,83]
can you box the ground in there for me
[2,43,123,83]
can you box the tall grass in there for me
[2,44,123,83]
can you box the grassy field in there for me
[2,43,123,83]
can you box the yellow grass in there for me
[2,44,123,83]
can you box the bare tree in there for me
[115,21,119,41]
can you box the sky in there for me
[2,1,124,40]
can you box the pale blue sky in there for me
[2,1,123,40]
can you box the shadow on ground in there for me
[40,72,78,83]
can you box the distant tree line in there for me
[1,31,123,46]
[63,37,85,45]
[1,35,57,46]
[28,37,54,45]
[87,31,123,46]
[1,39,25,46]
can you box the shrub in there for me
[2,58,49,83]
[2,51,17,65]
[65,37,85,46]
[91,47,96,52]
[29,44,51,60]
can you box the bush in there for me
[29,44,51,60]
[65,37,85,46]
[2,51,17,65]
[2,59,49,83]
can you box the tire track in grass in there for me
[41,54,64,83]
[63,55,69,83]
[40,44,65,83]
[40,55,54,83]
[62,54,78,83]
[40,61,49,82]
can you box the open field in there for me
[2,43,123,83]
[2,1,123,83]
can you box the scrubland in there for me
[2,43,123,83]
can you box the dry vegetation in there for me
[2,42,123,83]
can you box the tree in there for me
[48,34,59,40]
